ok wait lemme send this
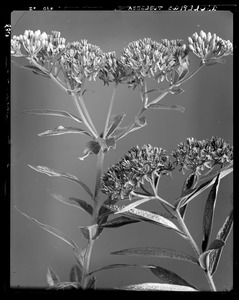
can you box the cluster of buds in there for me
[11,30,66,61]
[188,30,233,61]
[119,38,189,84]
[60,40,106,88]
[172,136,233,175]
[101,144,174,199]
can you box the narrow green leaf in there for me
[150,265,197,289]
[172,69,180,85]
[111,247,198,265]
[86,276,96,289]
[116,283,197,291]
[89,264,152,276]
[199,240,225,270]
[51,194,93,216]
[46,266,60,287]
[16,207,79,251]
[178,66,189,82]
[38,126,92,137]
[47,281,81,290]
[209,210,233,275]
[205,58,226,66]
[100,216,140,228]
[28,165,93,199]
[147,103,185,113]
[70,264,83,284]
[79,141,101,160]
[180,173,198,218]
[79,224,98,241]
[24,109,82,123]
[106,113,126,138]
[23,64,50,78]
[114,197,152,214]
[202,173,221,252]
[169,87,184,95]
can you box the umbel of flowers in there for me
[101,144,175,200]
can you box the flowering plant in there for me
[12,29,233,291]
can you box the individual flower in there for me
[60,40,105,87]
[172,136,233,175]
[119,37,189,86]
[101,144,175,199]
[187,30,233,61]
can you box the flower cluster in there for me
[119,38,188,84]
[11,30,66,60]
[101,144,174,199]
[60,40,106,88]
[172,136,233,175]
[188,30,233,61]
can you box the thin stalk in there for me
[82,150,105,289]
[175,210,217,291]
[103,83,118,138]
[72,93,98,139]
[176,62,205,86]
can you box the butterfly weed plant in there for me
[11,29,233,291]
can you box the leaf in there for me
[169,87,184,95]
[79,140,101,160]
[100,216,140,228]
[205,58,226,66]
[24,109,82,123]
[199,239,225,270]
[111,247,198,265]
[105,137,116,150]
[150,265,197,289]
[116,283,197,291]
[178,66,189,82]
[79,224,98,240]
[38,126,92,137]
[70,264,82,284]
[51,194,93,216]
[114,197,153,214]
[23,64,50,78]
[28,165,93,199]
[89,263,152,276]
[202,174,221,252]
[122,207,185,237]
[47,281,81,290]
[209,210,233,275]
[68,197,93,215]
[180,173,198,218]
[46,266,60,287]
[106,113,126,138]
[86,276,96,289]
[147,103,185,113]
[110,126,129,139]
[16,207,79,251]
[172,69,180,85]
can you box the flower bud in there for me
[188,44,195,51]
[200,30,206,40]
[188,37,193,44]
[192,32,198,42]
[206,32,212,43]
[34,30,41,38]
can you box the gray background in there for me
[11,11,233,290]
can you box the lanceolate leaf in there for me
[106,113,126,138]
[38,126,92,137]
[146,103,185,113]
[150,265,197,289]
[180,172,198,218]
[23,64,50,78]
[28,165,93,199]
[111,247,198,265]
[202,174,221,252]
[86,276,96,289]
[24,109,82,123]
[89,264,148,275]
[51,194,93,216]
[16,207,79,252]
[46,266,60,287]
[199,239,225,270]
[114,197,153,214]
[100,216,140,228]
[47,281,81,290]
[116,283,197,291]
[70,264,83,284]
[209,210,233,275]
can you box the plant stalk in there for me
[103,83,118,138]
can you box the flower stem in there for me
[82,150,105,288]
[176,62,205,86]
[103,83,118,138]
[205,270,217,291]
